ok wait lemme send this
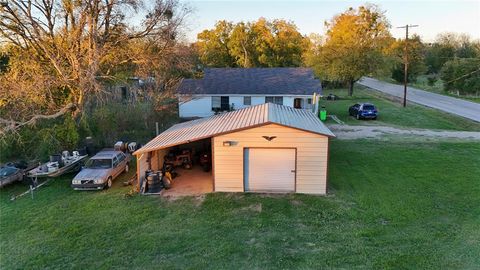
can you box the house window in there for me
[221,96,230,110]
[244,96,251,106]
[212,96,221,109]
[265,96,283,105]
[212,96,230,111]
[305,98,313,109]
[293,98,302,109]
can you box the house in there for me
[178,68,322,118]
[134,103,335,195]
[103,77,154,102]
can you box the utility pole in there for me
[397,24,418,107]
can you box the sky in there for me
[182,0,480,42]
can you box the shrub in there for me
[441,58,480,95]
[0,101,178,163]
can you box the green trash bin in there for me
[320,107,327,121]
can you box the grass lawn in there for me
[1,140,479,269]
[321,86,480,131]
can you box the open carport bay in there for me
[162,166,213,197]
[137,138,213,196]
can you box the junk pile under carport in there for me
[141,162,175,194]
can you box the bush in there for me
[441,58,480,95]
[84,102,178,149]
[0,101,178,163]
[0,116,79,163]
[426,74,438,86]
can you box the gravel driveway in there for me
[329,124,480,140]
[357,77,480,123]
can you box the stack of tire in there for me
[146,172,163,193]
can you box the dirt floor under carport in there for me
[161,166,213,197]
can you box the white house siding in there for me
[213,123,329,194]
[229,96,245,110]
[250,96,265,106]
[179,95,313,118]
[179,96,213,118]
[283,96,294,107]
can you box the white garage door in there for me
[244,148,296,192]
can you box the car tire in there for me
[124,164,129,173]
[373,117,377,120]
[105,177,112,190]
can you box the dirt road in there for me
[329,125,480,140]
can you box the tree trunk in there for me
[348,79,354,96]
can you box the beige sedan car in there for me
[71,150,130,190]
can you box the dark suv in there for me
[349,103,378,120]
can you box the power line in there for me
[444,69,480,84]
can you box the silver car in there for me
[71,150,130,190]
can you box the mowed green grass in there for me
[321,87,480,131]
[1,140,479,269]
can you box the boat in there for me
[27,151,88,178]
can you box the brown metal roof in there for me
[134,103,335,155]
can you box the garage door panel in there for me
[244,148,296,192]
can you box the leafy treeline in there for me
[0,103,178,162]
[196,5,479,96]
[387,32,479,95]
[0,0,194,162]
[196,18,309,68]
[0,0,193,135]
[305,5,392,95]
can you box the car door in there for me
[112,156,121,178]
[118,153,127,171]
[114,153,126,177]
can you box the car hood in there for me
[74,168,109,180]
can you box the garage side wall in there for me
[213,123,329,194]
[136,153,149,186]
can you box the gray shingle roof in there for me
[134,103,334,155]
[178,68,322,95]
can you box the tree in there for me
[306,5,392,96]
[228,22,257,67]
[195,18,309,68]
[441,58,480,95]
[196,20,236,67]
[389,35,427,83]
[425,33,479,73]
[267,19,307,67]
[0,0,191,135]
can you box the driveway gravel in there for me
[329,125,480,140]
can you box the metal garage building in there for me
[134,103,335,195]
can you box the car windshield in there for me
[363,105,375,110]
[0,167,17,177]
[85,158,112,169]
